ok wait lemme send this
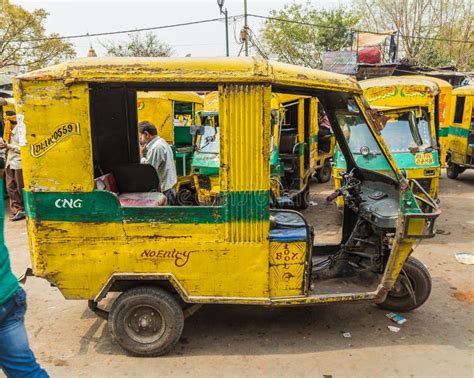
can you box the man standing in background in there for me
[139,120,178,205]
[0,111,25,221]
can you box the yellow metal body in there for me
[446,85,474,167]
[1,97,16,141]
[14,57,425,306]
[405,76,452,166]
[137,91,203,192]
[137,91,203,144]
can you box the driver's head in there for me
[138,121,158,145]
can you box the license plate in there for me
[415,153,434,165]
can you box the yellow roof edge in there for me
[400,75,452,89]
[453,85,474,96]
[359,76,440,95]
[15,57,361,93]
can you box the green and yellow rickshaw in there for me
[333,76,443,209]
[15,57,439,357]
[445,85,474,179]
[192,92,334,207]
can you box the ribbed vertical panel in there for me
[220,84,270,243]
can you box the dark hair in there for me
[138,121,157,136]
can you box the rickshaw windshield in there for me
[198,126,219,154]
[381,110,432,153]
[336,103,396,179]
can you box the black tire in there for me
[108,286,184,357]
[294,185,310,209]
[447,162,461,179]
[377,257,431,312]
[315,161,332,183]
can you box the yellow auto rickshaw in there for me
[407,77,453,167]
[445,85,474,179]
[192,92,334,208]
[15,57,439,357]
[334,76,443,209]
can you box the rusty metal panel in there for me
[269,241,306,297]
[14,80,94,192]
[219,84,271,243]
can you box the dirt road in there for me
[6,170,474,377]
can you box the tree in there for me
[0,0,76,71]
[353,0,473,70]
[101,32,173,57]
[260,2,359,69]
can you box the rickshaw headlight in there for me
[360,146,370,157]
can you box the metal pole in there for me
[244,0,248,56]
[225,9,229,57]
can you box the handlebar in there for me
[326,190,341,202]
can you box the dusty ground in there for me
[5,170,474,377]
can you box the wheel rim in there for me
[123,305,166,344]
[388,272,415,299]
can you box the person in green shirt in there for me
[0,165,47,376]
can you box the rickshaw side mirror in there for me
[190,125,205,136]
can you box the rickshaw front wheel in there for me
[377,257,431,312]
[108,286,184,357]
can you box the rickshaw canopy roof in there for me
[453,85,474,96]
[360,76,440,95]
[401,75,452,90]
[16,57,361,93]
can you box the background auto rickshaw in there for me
[137,91,203,199]
[192,92,334,208]
[15,57,439,357]
[333,76,442,209]
[407,76,453,167]
[445,85,474,179]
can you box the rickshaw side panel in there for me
[15,81,94,192]
[448,95,473,166]
[137,95,174,143]
[26,217,271,301]
[18,79,277,302]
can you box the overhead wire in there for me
[247,14,474,45]
[2,12,470,47]
[7,16,243,43]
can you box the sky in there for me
[14,0,344,57]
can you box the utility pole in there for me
[244,0,249,56]
[217,0,229,57]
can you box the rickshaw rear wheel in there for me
[447,162,462,179]
[316,161,332,183]
[377,257,431,312]
[108,286,184,357]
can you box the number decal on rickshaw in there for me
[30,122,80,158]
[415,152,434,165]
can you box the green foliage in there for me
[0,0,76,71]
[101,32,173,57]
[260,2,359,68]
